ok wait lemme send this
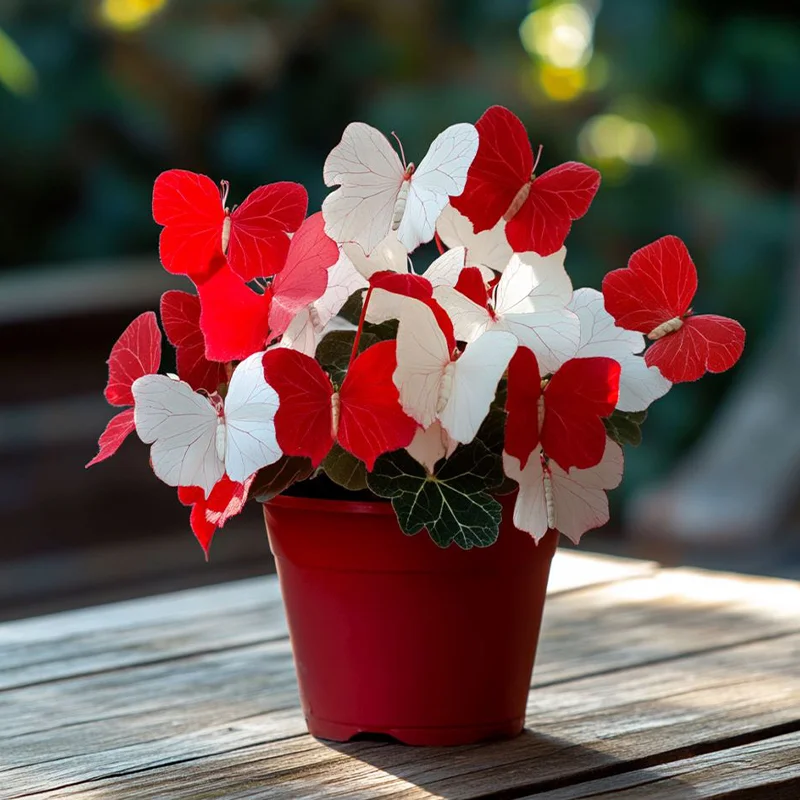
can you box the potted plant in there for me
[88,105,745,746]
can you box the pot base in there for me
[307,715,525,746]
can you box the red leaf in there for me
[450,106,533,234]
[178,475,252,558]
[540,357,620,471]
[160,290,227,393]
[197,264,271,362]
[505,350,620,472]
[268,212,337,339]
[645,315,745,383]
[450,106,600,255]
[262,348,335,467]
[504,347,542,469]
[454,266,490,308]
[338,341,418,470]
[602,235,698,334]
[506,162,601,256]
[369,271,433,299]
[153,170,308,283]
[152,170,227,283]
[228,182,308,281]
[603,236,745,383]
[85,409,136,468]
[105,312,162,407]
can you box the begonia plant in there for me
[88,105,745,557]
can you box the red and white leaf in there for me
[104,311,162,407]
[566,288,671,412]
[85,409,136,468]
[504,439,624,543]
[434,250,579,374]
[178,474,253,559]
[160,290,227,393]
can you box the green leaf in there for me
[367,440,504,549]
[322,444,368,491]
[251,456,314,503]
[475,404,506,454]
[316,330,377,387]
[603,409,648,447]
[363,317,399,342]
[338,291,364,325]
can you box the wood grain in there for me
[2,554,798,799]
[0,550,654,692]
[530,730,800,799]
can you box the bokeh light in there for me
[520,3,594,69]
[578,114,658,166]
[0,28,37,96]
[539,64,587,102]
[99,0,167,32]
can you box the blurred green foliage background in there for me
[1,0,798,500]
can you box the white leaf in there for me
[132,375,222,497]
[393,299,450,429]
[436,204,513,274]
[504,439,624,544]
[343,231,408,279]
[322,122,405,255]
[315,248,369,327]
[395,123,479,252]
[566,288,672,412]
[132,354,284,497]
[439,330,517,445]
[434,248,580,374]
[223,352,282,484]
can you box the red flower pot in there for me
[263,493,558,746]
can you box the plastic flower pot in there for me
[263,493,558,746]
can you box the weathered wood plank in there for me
[530,730,800,799]
[534,565,800,686]
[0,550,655,691]
[5,629,799,798]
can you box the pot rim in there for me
[265,493,395,516]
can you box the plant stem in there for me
[349,286,373,367]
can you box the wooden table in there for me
[2,550,799,799]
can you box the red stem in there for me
[349,287,373,367]
[434,230,446,256]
